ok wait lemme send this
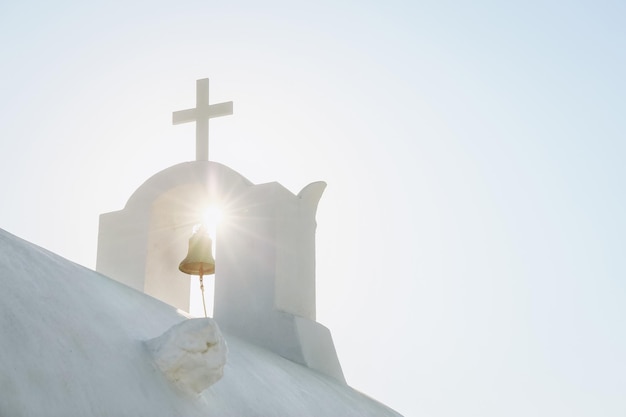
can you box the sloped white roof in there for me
[0,228,402,417]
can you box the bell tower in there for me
[96,79,345,383]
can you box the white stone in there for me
[147,318,227,394]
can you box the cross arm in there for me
[172,108,197,125]
[172,102,233,125]
[208,102,233,118]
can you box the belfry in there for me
[96,79,344,382]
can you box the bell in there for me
[179,226,215,276]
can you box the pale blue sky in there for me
[1,1,625,416]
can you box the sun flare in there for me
[201,206,223,236]
[203,206,223,228]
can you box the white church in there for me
[0,79,403,416]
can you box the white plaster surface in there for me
[0,228,403,416]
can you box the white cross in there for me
[172,78,233,161]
